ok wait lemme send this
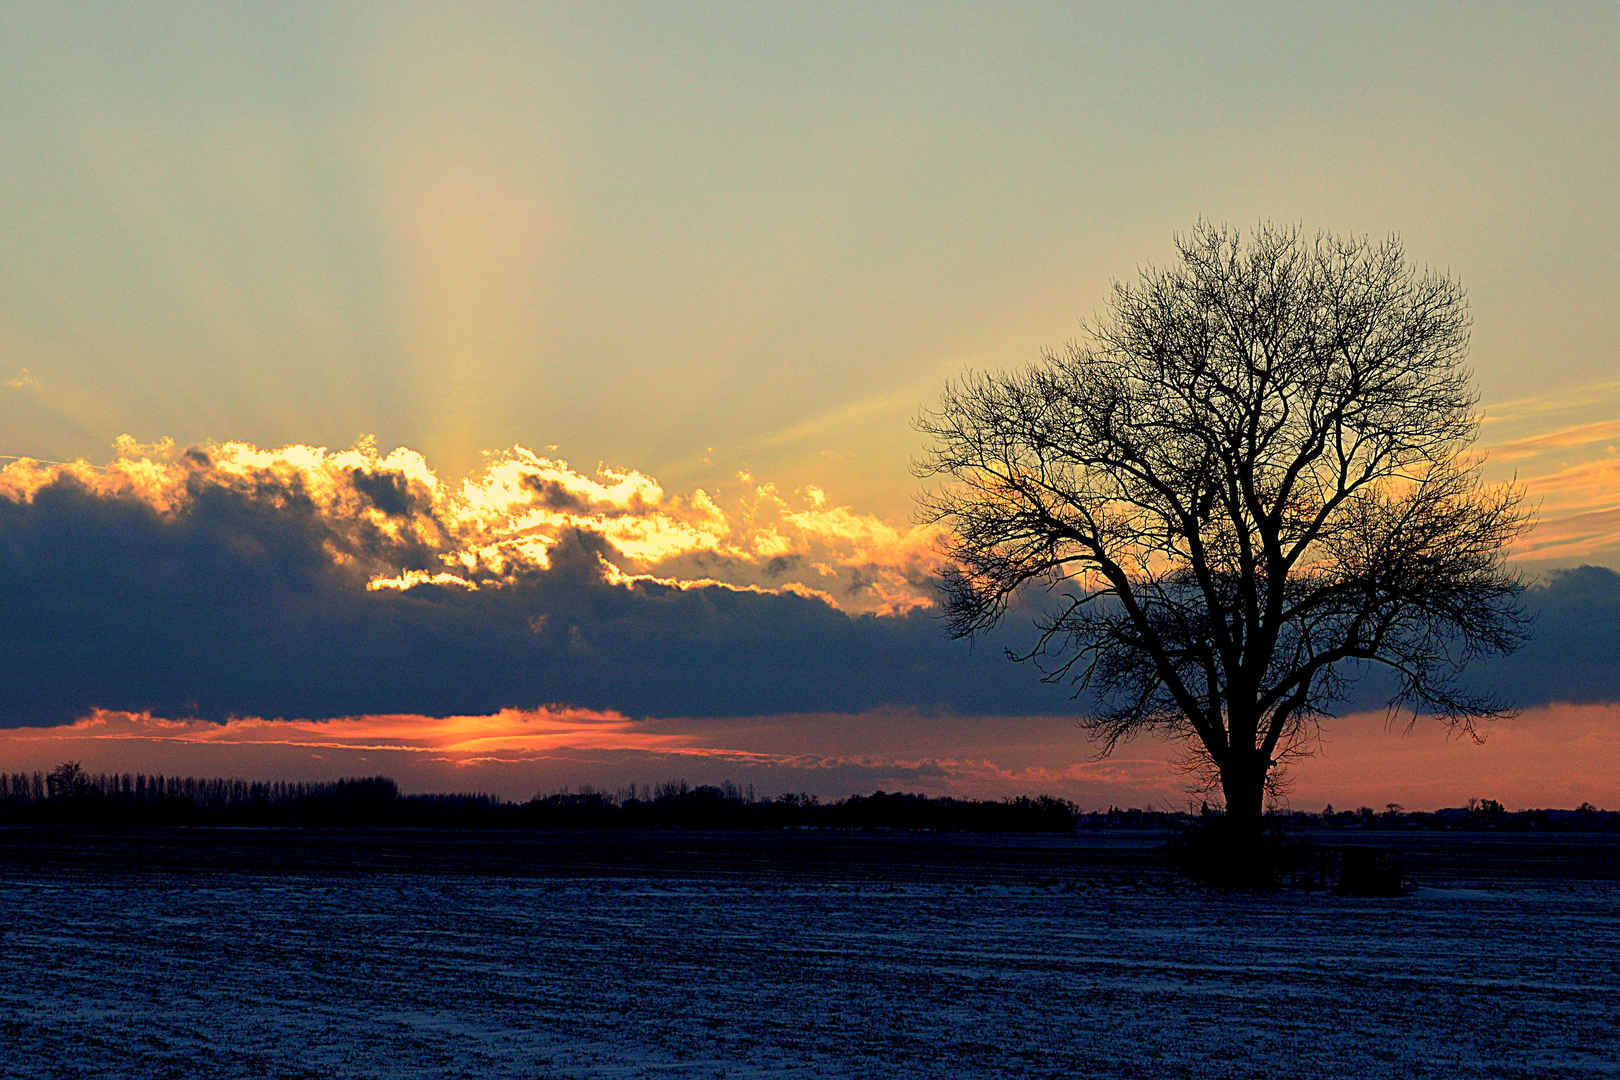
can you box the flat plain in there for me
[2,828,1616,1079]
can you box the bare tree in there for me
[916,222,1530,855]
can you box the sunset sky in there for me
[4,2,1618,809]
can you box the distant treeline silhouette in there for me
[0,763,1078,830]
[1095,799,1620,834]
[2,762,1613,832]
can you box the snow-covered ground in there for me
[2,833,1616,1079]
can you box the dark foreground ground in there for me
[2,827,1617,1079]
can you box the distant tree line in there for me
[1295,798,1619,833]
[1090,799,1619,833]
[0,764,1078,831]
[2,763,1612,832]
[0,762,450,826]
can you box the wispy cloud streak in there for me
[1487,418,1620,464]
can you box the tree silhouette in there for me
[45,760,89,802]
[917,222,1530,871]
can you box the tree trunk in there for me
[1219,759,1269,885]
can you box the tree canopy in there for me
[917,222,1530,834]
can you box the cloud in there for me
[0,439,1036,728]
[755,382,929,449]
[4,368,40,391]
[2,438,1620,742]
[0,436,938,613]
[1482,378,1620,426]
[1495,452,1620,570]
[1518,457,1620,516]
[1481,565,1620,706]
[18,706,682,757]
[1513,504,1620,565]
[1479,378,1620,566]
[1486,418,1620,464]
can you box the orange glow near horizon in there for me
[7,707,691,759]
[3,702,1617,812]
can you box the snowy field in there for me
[1,829,1616,1079]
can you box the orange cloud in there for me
[1502,457,1620,564]
[0,437,942,613]
[1513,506,1620,563]
[1477,376,1620,565]
[1521,458,1620,512]
[20,707,689,759]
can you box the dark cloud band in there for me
[2,461,1617,729]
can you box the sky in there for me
[3,2,1618,809]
